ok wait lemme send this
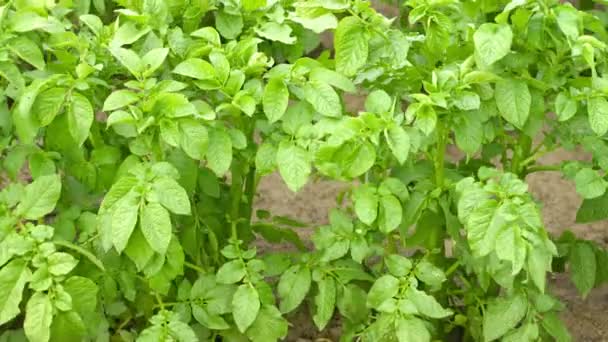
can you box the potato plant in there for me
[1,0,608,341]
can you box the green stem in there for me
[525,164,562,174]
[229,162,244,240]
[434,121,447,188]
[184,261,205,273]
[511,133,532,177]
[241,166,257,235]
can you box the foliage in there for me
[1,0,608,341]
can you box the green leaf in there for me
[232,284,260,333]
[396,317,431,342]
[68,93,93,146]
[111,192,140,254]
[353,185,378,225]
[385,255,412,277]
[588,97,608,136]
[414,260,446,287]
[246,305,288,342]
[495,78,531,129]
[385,126,410,164]
[141,202,172,254]
[103,90,139,112]
[555,5,580,40]
[407,288,452,319]
[8,36,45,70]
[541,312,572,342]
[483,293,527,341]
[24,292,53,342]
[415,105,437,135]
[109,47,143,78]
[206,128,232,176]
[50,311,86,342]
[454,111,483,154]
[574,168,607,199]
[33,87,66,127]
[277,141,310,192]
[142,48,169,75]
[263,78,289,123]
[570,242,596,298]
[79,14,102,36]
[365,90,392,113]
[313,277,336,330]
[192,305,230,330]
[152,177,191,215]
[495,227,526,275]
[527,247,551,292]
[54,240,105,272]
[216,260,246,284]
[47,252,78,276]
[474,23,512,66]
[243,0,267,11]
[255,22,295,44]
[173,58,216,80]
[125,227,154,271]
[216,10,243,39]
[576,191,608,223]
[366,275,399,308]
[303,79,342,117]
[290,10,338,34]
[346,141,376,178]
[309,68,356,93]
[378,195,402,233]
[335,16,368,77]
[336,284,368,323]
[555,92,577,122]
[16,174,61,220]
[0,259,31,325]
[179,119,209,160]
[278,265,311,313]
[63,276,98,317]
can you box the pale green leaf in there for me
[303,79,341,117]
[278,265,311,313]
[16,174,61,220]
[152,177,191,215]
[495,78,531,129]
[232,284,260,332]
[103,90,139,112]
[206,128,232,176]
[277,141,310,192]
[0,259,31,325]
[263,78,289,123]
[313,277,336,330]
[173,58,216,80]
[483,293,527,341]
[141,202,172,254]
[474,23,512,66]
[68,92,93,146]
[8,36,45,70]
[555,92,577,122]
[111,192,140,254]
[335,16,368,77]
[588,97,608,136]
[570,242,596,298]
[386,126,410,165]
[24,292,53,342]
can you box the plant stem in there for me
[184,261,205,273]
[525,164,562,174]
[511,133,532,177]
[229,162,244,240]
[434,120,447,188]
